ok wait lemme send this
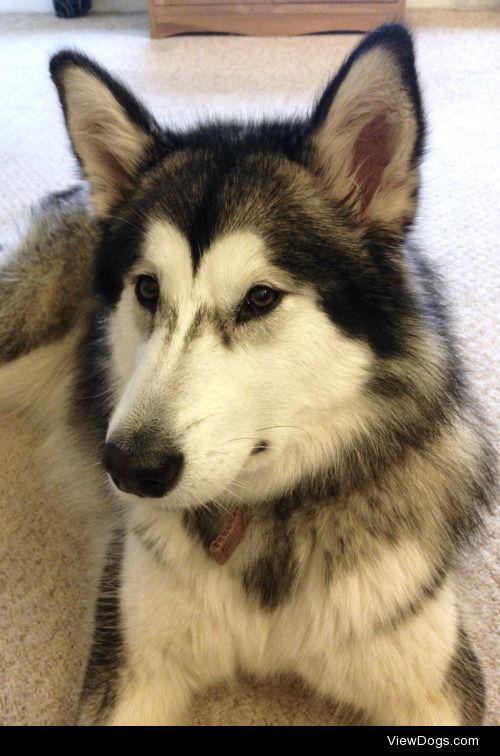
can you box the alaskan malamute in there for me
[0,25,495,725]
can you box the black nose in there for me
[103,443,184,498]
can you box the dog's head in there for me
[50,26,425,510]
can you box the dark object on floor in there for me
[53,0,92,18]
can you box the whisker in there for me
[208,496,232,515]
[219,486,249,507]
[223,435,262,445]
[254,424,314,442]
[184,411,224,432]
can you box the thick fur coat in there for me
[0,25,495,725]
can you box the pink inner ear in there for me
[351,113,391,213]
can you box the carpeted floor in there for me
[0,10,498,726]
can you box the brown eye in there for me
[237,286,282,323]
[135,275,159,311]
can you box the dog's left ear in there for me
[50,50,163,217]
[305,25,425,229]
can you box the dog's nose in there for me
[102,442,184,498]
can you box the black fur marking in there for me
[159,301,178,333]
[94,209,148,307]
[444,435,497,549]
[183,307,203,345]
[133,523,167,567]
[374,565,448,635]
[186,156,229,273]
[79,531,125,723]
[243,526,298,610]
[366,372,409,400]
[406,243,467,405]
[274,492,327,521]
[265,214,416,358]
[323,550,334,584]
[182,305,220,347]
[183,505,225,551]
[446,625,485,725]
[72,309,113,442]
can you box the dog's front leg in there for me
[97,661,195,726]
[79,642,220,727]
[298,580,483,726]
[79,528,236,727]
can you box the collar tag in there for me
[209,508,248,565]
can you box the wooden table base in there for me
[148,2,406,38]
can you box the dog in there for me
[0,24,495,726]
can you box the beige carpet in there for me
[0,10,498,726]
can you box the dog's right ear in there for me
[50,51,162,217]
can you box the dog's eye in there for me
[135,275,159,311]
[237,286,282,323]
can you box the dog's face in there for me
[100,155,375,509]
[50,26,424,509]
